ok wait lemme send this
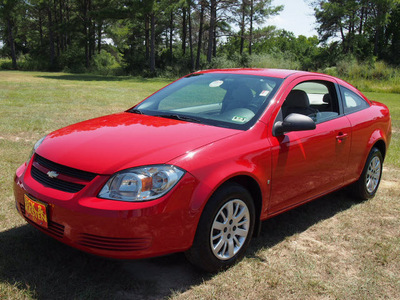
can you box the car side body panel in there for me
[342,102,391,185]
[170,121,272,221]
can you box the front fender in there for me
[170,128,272,233]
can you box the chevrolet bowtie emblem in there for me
[47,171,59,179]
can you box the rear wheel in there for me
[352,147,383,200]
[185,183,255,272]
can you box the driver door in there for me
[268,78,352,214]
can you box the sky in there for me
[268,0,318,37]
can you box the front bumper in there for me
[13,162,199,259]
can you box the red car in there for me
[14,69,391,272]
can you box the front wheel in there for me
[351,147,383,200]
[185,183,255,272]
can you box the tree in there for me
[234,0,282,55]
[196,0,205,69]
[0,0,24,69]
[314,0,396,60]
[386,2,400,64]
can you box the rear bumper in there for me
[13,162,199,259]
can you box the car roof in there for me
[194,68,372,105]
[195,68,311,79]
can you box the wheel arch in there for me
[372,139,386,160]
[217,175,263,237]
[355,130,388,178]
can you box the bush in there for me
[18,54,50,71]
[248,53,301,70]
[208,55,240,69]
[332,56,397,80]
[0,58,13,70]
[0,55,50,71]
[91,50,123,76]
[59,46,86,73]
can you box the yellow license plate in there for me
[24,194,49,228]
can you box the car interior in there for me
[280,82,340,124]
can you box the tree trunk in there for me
[249,0,253,55]
[66,0,70,47]
[150,12,156,73]
[207,0,216,63]
[339,25,346,52]
[54,0,60,57]
[6,18,17,69]
[97,22,102,54]
[39,8,44,47]
[359,5,365,35]
[48,6,56,69]
[182,7,187,54]
[59,0,64,51]
[188,5,194,70]
[169,11,173,62]
[213,27,217,57]
[88,0,95,59]
[145,14,150,60]
[240,0,246,55]
[374,5,384,57]
[196,1,205,69]
[82,0,89,68]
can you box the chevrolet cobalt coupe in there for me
[14,69,391,272]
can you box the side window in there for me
[341,87,370,114]
[282,81,340,124]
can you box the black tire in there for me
[185,183,255,273]
[351,147,383,200]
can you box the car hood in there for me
[36,112,240,174]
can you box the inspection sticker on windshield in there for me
[259,90,270,97]
[209,80,224,88]
[232,116,247,122]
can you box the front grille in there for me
[20,203,65,238]
[31,166,85,193]
[35,154,97,181]
[77,233,152,252]
[31,154,97,193]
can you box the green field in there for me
[0,71,399,299]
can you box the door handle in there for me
[336,132,348,143]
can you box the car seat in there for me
[282,90,317,118]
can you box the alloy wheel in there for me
[210,199,250,260]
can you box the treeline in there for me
[0,0,399,76]
[315,0,400,66]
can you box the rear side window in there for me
[341,87,370,114]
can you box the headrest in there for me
[285,90,310,108]
[323,93,331,104]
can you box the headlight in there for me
[98,165,185,202]
[28,136,46,163]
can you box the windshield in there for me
[133,73,283,130]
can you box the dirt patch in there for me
[0,134,36,143]
[380,179,398,189]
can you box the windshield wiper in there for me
[128,108,144,114]
[154,114,202,123]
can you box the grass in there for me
[364,92,400,167]
[0,71,399,299]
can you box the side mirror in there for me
[273,113,316,136]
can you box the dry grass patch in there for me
[171,168,400,300]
